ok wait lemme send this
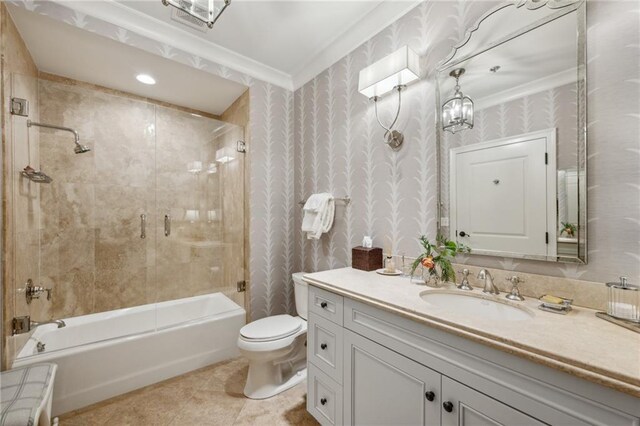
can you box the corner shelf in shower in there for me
[20,168,52,183]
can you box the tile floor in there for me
[60,357,319,425]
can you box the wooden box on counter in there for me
[352,247,383,271]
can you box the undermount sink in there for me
[420,291,534,321]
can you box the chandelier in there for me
[442,68,474,134]
[162,0,231,29]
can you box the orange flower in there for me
[421,256,435,270]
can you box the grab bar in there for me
[164,214,171,237]
[140,214,146,239]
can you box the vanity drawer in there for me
[308,313,343,383]
[309,285,344,326]
[308,362,343,426]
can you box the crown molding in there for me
[54,0,294,89]
[291,0,422,90]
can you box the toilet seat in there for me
[240,314,303,342]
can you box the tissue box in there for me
[352,246,383,271]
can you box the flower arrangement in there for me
[410,234,471,283]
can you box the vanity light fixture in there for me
[358,46,420,150]
[215,146,235,164]
[442,68,474,134]
[161,0,231,29]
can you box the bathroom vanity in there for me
[304,268,640,426]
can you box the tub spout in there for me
[12,316,65,335]
[31,319,66,329]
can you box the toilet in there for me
[238,272,309,399]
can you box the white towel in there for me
[302,193,335,239]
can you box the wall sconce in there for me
[442,68,474,134]
[216,146,235,164]
[358,46,420,150]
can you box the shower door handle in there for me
[140,214,146,239]
[164,214,171,237]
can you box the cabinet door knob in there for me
[320,398,327,405]
[425,391,435,402]
[320,343,327,350]
[443,401,454,413]
[459,231,469,237]
[320,301,328,309]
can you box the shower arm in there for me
[27,120,80,144]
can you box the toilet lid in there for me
[240,314,302,341]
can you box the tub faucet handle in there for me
[24,279,52,304]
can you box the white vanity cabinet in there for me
[307,284,640,426]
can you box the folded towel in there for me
[303,193,334,240]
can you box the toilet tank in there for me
[292,272,308,320]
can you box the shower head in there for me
[27,120,91,154]
[74,143,91,154]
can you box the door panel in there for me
[441,376,545,426]
[344,330,440,426]
[451,132,552,256]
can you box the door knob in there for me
[320,343,327,350]
[320,398,327,406]
[443,401,454,413]
[320,301,328,309]
[425,391,435,402]
[459,231,470,237]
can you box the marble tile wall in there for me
[23,78,245,322]
[1,3,40,368]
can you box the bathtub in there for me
[12,293,245,416]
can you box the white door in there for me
[450,130,556,257]
[441,377,545,426]
[343,330,441,426]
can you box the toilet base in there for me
[243,363,307,400]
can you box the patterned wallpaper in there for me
[294,0,640,286]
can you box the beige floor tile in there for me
[61,357,318,426]
[233,384,318,426]
[169,391,246,426]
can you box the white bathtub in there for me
[12,293,245,416]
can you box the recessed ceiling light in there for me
[136,74,156,85]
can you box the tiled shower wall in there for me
[294,0,640,285]
[32,77,243,320]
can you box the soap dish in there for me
[538,295,573,315]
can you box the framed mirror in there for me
[436,0,587,264]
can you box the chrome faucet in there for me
[477,269,499,295]
[12,316,66,335]
[31,319,66,329]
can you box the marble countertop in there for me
[303,267,640,398]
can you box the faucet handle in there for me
[506,275,525,284]
[457,268,473,291]
[505,275,525,301]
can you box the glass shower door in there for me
[153,106,245,327]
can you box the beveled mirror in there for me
[436,0,587,264]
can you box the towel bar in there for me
[298,196,351,206]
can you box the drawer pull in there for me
[425,391,435,402]
[320,343,327,350]
[320,398,327,406]
[443,401,453,413]
[320,301,328,309]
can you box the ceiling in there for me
[9,5,248,115]
[438,11,578,110]
[48,0,422,90]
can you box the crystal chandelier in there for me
[162,0,231,29]
[442,68,474,134]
